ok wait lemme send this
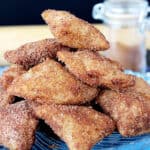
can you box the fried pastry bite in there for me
[42,9,109,51]
[4,38,70,69]
[0,65,25,107]
[0,86,14,107]
[8,59,98,105]
[0,65,26,90]
[57,50,135,90]
[96,90,150,137]
[0,101,38,150]
[30,103,115,150]
[125,76,150,99]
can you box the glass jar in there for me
[92,0,150,72]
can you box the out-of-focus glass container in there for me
[92,0,150,72]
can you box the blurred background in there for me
[0,0,102,25]
[2,0,150,25]
[1,0,101,25]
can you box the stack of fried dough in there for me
[0,9,150,150]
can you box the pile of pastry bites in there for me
[0,9,150,150]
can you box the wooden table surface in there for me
[0,24,150,66]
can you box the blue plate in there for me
[32,131,150,150]
[0,68,150,150]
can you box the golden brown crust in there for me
[0,86,14,107]
[0,65,25,107]
[42,9,109,51]
[0,101,38,150]
[57,50,135,90]
[30,103,115,150]
[124,76,150,99]
[7,59,98,105]
[4,38,70,69]
[96,90,150,137]
[0,65,26,90]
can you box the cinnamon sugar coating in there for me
[42,9,109,51]
[0,65,26,90]
[30,103,115,150]
[57,50,135,90]
[0,101,38,150]
[4,38,70,69]
[8,59,98,105]
[97,90,150,136]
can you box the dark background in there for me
[1,0,150,25]
[0,0,101,25]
